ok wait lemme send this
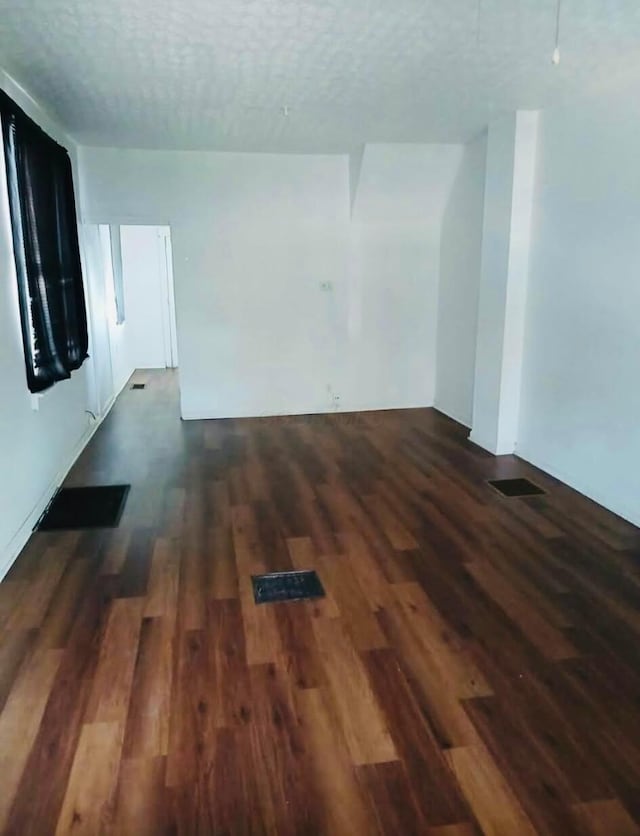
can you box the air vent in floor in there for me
[38,485,131,530]
[488,478,546,497]
[252,570,325,604]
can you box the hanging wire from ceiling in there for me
[552,0,562,65]
[476,0,483,45]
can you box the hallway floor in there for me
[1,370,639,835]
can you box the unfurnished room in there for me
[0,1,639,834]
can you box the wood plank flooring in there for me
[1,369,640,835]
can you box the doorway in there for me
[117,225,178,371]
[84,223,179,416]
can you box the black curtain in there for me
[0,90,88,393]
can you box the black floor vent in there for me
[252,570,325,605]
[131,383,145,390]
[38,485,131,531]
[488,478,546,498]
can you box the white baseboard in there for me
[516,445,640,529]
[181,400,434,421]
[468,431,498,455]
[468,431,520,457]
[0,377,128,581]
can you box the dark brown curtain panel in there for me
[0,90,88,393]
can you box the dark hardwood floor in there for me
[1,369,639,835]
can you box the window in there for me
[0,90,88,393]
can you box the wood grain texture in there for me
[445,744,538,836]
[1,369,639,834]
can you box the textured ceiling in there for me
[0,0,639,152]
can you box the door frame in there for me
[157,226,179,368]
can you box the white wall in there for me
[470,113,539,456]
[349,146,364,215]
[348,222,442,410]
[436,131,487,426]
[349,144,463,410]
[470,115,517,452]
[0,71,104,576]
[497,112,538,455]
[517,107,640,526]
[353,144,463,224]
[80,145,461,419]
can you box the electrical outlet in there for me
[327,384,340,411]
[319,281,333,292]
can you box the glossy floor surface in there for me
[1,370,639,835]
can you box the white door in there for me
[120,225,178,369]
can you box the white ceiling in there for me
[0,0,639,152]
